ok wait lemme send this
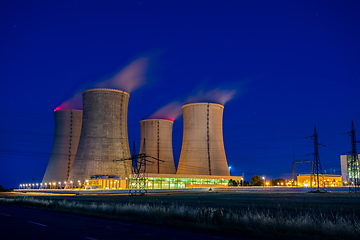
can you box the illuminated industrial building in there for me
[129,174,243,189]
[84,176,127,190]
[39,91,241,191]
[340,154,360,184]
[296,174,342,187]
[128,102,233,190]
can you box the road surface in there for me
[0,205,245,240]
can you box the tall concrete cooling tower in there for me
[139,119,176,174]
[42,110,82,183]
[68,89,133,183]
[177,103,230,176]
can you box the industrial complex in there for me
[38,88,239,191]
[18,87,356,192]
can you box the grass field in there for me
[1,191,359,240]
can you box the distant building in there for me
[340,154,360,184]
[84,174,242,190]
[129,174,242,189]
[296,174,342,187]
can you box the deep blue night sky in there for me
[1,1,359,188]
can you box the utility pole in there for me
[347,121,359,193]
[307,125,325,192]
[131,141,137,170]
[292,163,296,186]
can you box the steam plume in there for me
[95,57,149,93]
[185,88,236,105]
[147,88,235,120]
[55,57,149,111]
[148,102,183,121]
[54,92,82,111]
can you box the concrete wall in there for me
[139,119,176,174]
[177,103,230,176]
[42,110,82,183]
[340,155,348,182]
[68,89,133,184]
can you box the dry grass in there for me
[1,196,359,240]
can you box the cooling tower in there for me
[68,89,133,184]
[42,110,82,183]
[177,103,230,176]
[139,119,176,174]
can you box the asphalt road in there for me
[0,205,244,240]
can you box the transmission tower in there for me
[347,120,360,193]
[114,139,164,196]
[292,159,313,187]
[307,125,325,192]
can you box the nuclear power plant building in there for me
[128,102,234,190]
[42,109,82,184]
[177,103,230,176]
[139,119,176,174]
[68,89,133,184]
[38,94,240,191]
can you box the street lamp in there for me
[262,177,265,189]
[228,166,232,175]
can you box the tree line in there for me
[228,175,286,186]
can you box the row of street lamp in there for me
[19,180,83,189]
